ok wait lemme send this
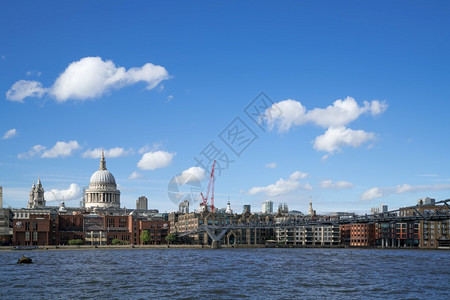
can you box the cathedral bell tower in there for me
[28,177,46,208]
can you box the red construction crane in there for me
[200,160,215,213]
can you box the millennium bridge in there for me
[178,199,450,248]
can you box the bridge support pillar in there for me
[211,241,221,249]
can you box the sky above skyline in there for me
[1,1,450,214]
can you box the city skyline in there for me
[1,1,450,214]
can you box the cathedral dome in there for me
[87,150,117,189]
[84,150,121,209]
[89,170,116,185]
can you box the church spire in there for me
[99,150,107,170]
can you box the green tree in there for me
[68,239,83,245]
[140,230,151,245]
[111,238,127,245]
[165,233,177,245]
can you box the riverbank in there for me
[1,244,447,251]
[0,244,345,251]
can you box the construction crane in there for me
[200,160,215,213]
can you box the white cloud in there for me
[369,100,388,116]
[82,147,133,159]
[51,57,170,101]
[266,99,307,132]
[18,145,46,159]
[306,97,387,128]
[313,126,375,153]
[138,142,163,154]
[320,179,354,190]
[248,171,311,197]
[41,141,81,158]
[2,128,17,140]
[45,183,82,202]
[174,167,206,185]
[26,71,42,77]
[167,95,174,102]
[6,80,46,102]
[360,183,450,200]
[266,97,388,132]
[290,171,309,180]
[265,162,277,169]
[138,145,150,154]
[137,150,175,170]
[129,171,144,180]
[361,187,384,200]
[6,57,170,102]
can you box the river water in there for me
[0,248,449,299]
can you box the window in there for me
[33,232,38,241]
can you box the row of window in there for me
[24,231,38,241]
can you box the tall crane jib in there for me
[200,160,216,213]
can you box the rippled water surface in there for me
[1,248,449,299]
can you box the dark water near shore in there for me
[1,248,449,299]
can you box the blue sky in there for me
[1,1,449,214]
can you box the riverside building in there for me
[11,153,166,246]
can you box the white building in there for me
[84,151,121,209]
[262,200,273,214]
[276,224,340,246]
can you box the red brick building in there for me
[14,214,53,246]
[13,212,169,246]
[349,223,375,247]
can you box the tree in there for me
[68,239,83,245]
[111,238,127,245]
[140,230,151,245]
[165,233,177,245]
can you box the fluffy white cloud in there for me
[313,126,375,153]
[129,171,144,180]
[265,162,277,169]
[82,147,133,158]
[138,145,150,154]
[45,183,82,202]
[18,145,46,159]
[6,80,46,102]
[51,57,170,101]
[6,57,170,102]
[2,128,17,140]
[174,167,206,185]
[361,187,384,200]
[266,97,388,132]
[137,150,175,170]
[41,141,81,158]
[361,183,450,200]
[248,171,311,197]
[18,141,81,159]
[306,97,366,128]
[138,142,163,154]
[26,71,42,77]
[320,179,354,190]
[266,99,307,132]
